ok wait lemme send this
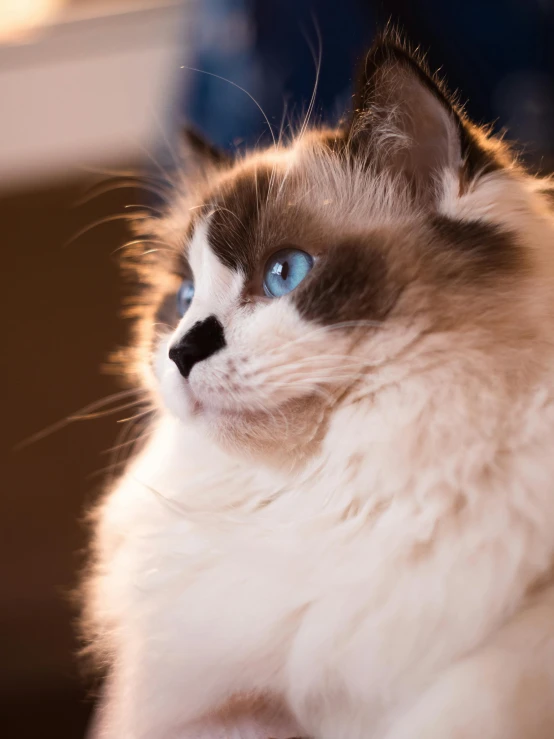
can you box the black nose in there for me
[169,315,226,379]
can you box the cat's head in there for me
[125,34,554,462]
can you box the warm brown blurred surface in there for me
[1,175,143,738]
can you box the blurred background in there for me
[1,1,553,737]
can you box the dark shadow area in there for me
[0,177,143,738]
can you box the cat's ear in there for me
[346,34,500,199]
[181,126,233,170]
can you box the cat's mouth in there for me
[184,372,277,422]
[190,395,271,424]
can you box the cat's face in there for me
[153,153,411,455]
[128,37,550,460]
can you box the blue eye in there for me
[176,278,195,317]
[263,248,313,298]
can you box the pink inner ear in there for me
[177,698,306,739]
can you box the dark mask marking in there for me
[430,215,522,277]
[155,291,180,330]
[206,167,272,274]
[294,238,399,325]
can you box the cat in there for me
[83,32,554,739]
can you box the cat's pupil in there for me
[280,261,290,281]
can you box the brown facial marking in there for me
[293,237,400,325]
[430,215,522,278]
[206,166,272,274]
[154,291,180,330]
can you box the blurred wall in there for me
[0,2,193,737]
[186,0,554,173]
[2,177,131,738]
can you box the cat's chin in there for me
[193,394,330,466]
[190,397,274,427]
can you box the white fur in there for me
[90,344,554,738]
[86,77,554,738]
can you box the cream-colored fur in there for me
[85,41,554,739]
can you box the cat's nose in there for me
[169,315,226,379]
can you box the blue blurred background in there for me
[185,0,554,170]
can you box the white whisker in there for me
[182,66,276,150]
[66,213,150,247]
[15,389,149,450]
[74,179,170,207]
[298,21,322,142]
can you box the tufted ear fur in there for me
[345,34,502,201]
[181,126,233,170]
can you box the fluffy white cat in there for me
[84,34,554,739]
